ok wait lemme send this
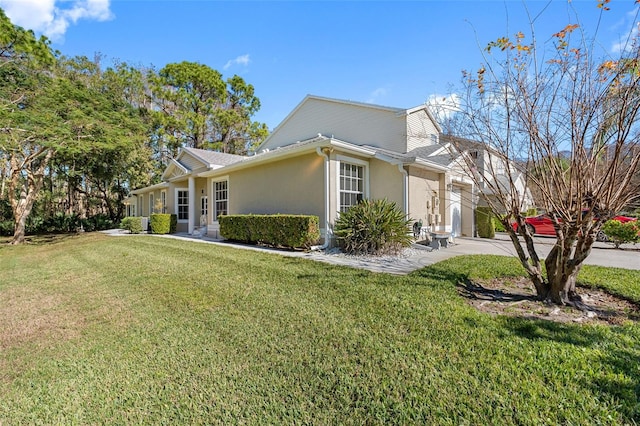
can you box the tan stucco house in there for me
[126,95,481,244]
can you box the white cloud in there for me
[610,7,640,54]
[0,0,113,41]
[366,87,388,104]
[223,54,250,70]
[426,93,461,121]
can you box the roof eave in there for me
[199,137,379,178]
[131,181,170,195]
[412,158,450,172]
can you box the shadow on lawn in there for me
[0,233,79,246]
[415,262,640,420]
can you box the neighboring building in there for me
[440,134,535,213]
[127,95,530,244]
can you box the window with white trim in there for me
[160,191,167,213]
[214,180,228,221]
[339,162,365,212]
[177,189,189,221]
[149,193,154,215]
[201,196,208,217]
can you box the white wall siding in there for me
[178,152,207,171]
[406,109,439,152]
[261,98,406,153]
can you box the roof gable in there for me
[182,147,245,167]
[256,95,418,154]
[161,159,189,181]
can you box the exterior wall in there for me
[368,158,404,209]
[407,166,443,230]
[227,152,325,224]
[406,109,439,152]
[261,98,407,153]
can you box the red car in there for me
[511,213,637,241]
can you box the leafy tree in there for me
[0,9,57,244]
[0,7,151,243]
[435,3,640,305]
[48,56,152,223]
[149,61,267,156]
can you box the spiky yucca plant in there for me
[334,199,413,255]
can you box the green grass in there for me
[1,234,639,424]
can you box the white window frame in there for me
[336,155,369,213]
[149,193,154,215]
[160,190,167,214]
[127,203,136,217]
[200,195,208,225]
[175,188,189,223]
[212,178,229,222]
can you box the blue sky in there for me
[1,0,638,130]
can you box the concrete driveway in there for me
[432,233,640,271]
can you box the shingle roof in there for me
[183,147,246,167]
[406,145,446,158]
[364,144,458,167]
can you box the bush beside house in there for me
[120,217,144,234]
[219,214,320,249]
[334,199,413,255]
[475,206,495,239]
[150,214,177,234]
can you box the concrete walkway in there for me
[103,230,640,275]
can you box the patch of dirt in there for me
[0,287,85,351]
[458,277,640,325]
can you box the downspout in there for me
[313,146,332,250]
[188,175,195,234]
[397,163,409,218]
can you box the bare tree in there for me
[433,5,640,305]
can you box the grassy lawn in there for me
[1,233,639,424]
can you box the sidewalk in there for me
[104,229,640,275]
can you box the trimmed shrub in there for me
[150,214,177,234]
[334,199,413,256]
[219,214,320,249]
[475,206,495,239]
[492,215,507,232]
[120,217,144,234]
[602,219,640,248]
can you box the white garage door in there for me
[450,186,461,238]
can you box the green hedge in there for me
[120,217,143,234]
[475,206,495,238]
[150,214,177,234]
[219,214,320,249]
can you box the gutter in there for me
[397,164,409,217]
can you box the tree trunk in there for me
[9,149,54,245]
[544,236,583,305]
[11,197,32,245]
